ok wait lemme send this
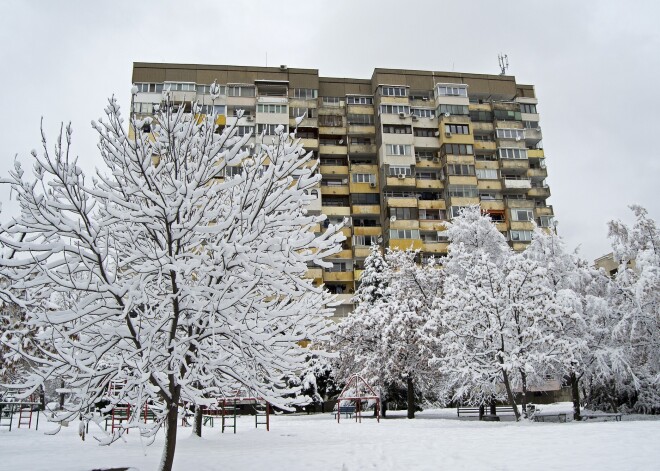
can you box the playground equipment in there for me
[0,390,41,432]
[335,374,380,424]
[102,380,157,433]
[216,396,270,433]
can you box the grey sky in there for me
[1,0,658,261]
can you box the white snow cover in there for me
[0,408,658,471]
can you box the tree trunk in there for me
[501,368,520,420]
[519,369,528,418]
[159,402,180,471]
[381,399,387,418]
[193,406,203,437]
[478,404,485,420]
[570,371,581,421]
[406,377,415,419]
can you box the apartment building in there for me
[131,63,554,319]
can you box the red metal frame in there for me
[335,374,381,424]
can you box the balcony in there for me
[480,199,505,211]
[348,125,376,135]
[319,126,347,136]
[328,249,353,259]
[323,271,354,282]
[415,158,442,168]
[528,149,545,159]
[416,179,444,190]
[444,154,474,165]
[354,269,365,281]
[390,219,419,230]
[474,141,496,152]
[527,168,547,179]
[524,128,543,145]
[477,180,503,191]
[535,206,554,216]
[447,175,478,186]
[528,186,551,198]
[321,206,351,216]
[418,199,446,210]
[449,196,480,206]
[510,221,535,231]
[423,242,449,254]
[300,138,319,149]
[320,165,349,175]
[319,144,348,155]
[500,159,529,173]
[419,220,446,231]
[389,239,424,250]
[349,143,377,154]
[303,268,323,280]
[505,199,535,209]
[387,196,418,207]
[321,185,349,196]
[503,178,532,190]
[472,122,494,132]
[353,247,372,259]
[386,176,416,187]
[351,204,381,215]
[353,226,382,236]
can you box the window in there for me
[381,86,407,97]
[436,84,468,97]
[421,231,448,242]
[415,150,435,160]
[347,114,374,125]
[412,108,435,118]
[386,144,411,156]
[496,128,525,140]
[476,168,498,179]
[511,209,534,221]
[291,88,318,99]
[414,128,436,137]
[199,104,226,115]
[389,229,420,239]
[164,82,196,92]
[227,85,255,97]
[445,124,469,135]
[476,153,498,161]
[379,104,411,115]
[538,216,554,227]
[352,173,376,183]
[354,235,378,246]
[289,107,317,118]
[234,126,254,137]
[388,166,412,176]
[520,103,538,114]
[390,207,418,220]
[384,125,412,134]
[326,261,352,272]
[447,185,478,198]
[347,96,373,105]
[256,123,286,135]
[487,211,506,222]
[197,84,226,95]
[498,148,528,159]
[524,120,539,129]
[225,166,243,177]
[419,209,446,220]
[449,206,468,218]
[510,230,533,242]
[229,107,254,117]
[438,104,469,116]
[318,115,343,127]
[257,104,287,114]
[133,102,154,114]
[350,137,372,145]
[135,83,164,93]
[321,96,341,105]
[351,193,380,205]
[493,109,522,121]
[416,171,440,180]
[447,164,475,176]
[442,144,474,156]
[479,191,501,200]
[469,110,493,122]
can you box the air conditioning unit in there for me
[412,115,418,121]
[434,131,440,137]
[515,136,522,141]
[398,112,406,118]
[369,182,377,188]
[390,215,397,222]
[397,174,405,179]
[342,178,348,184]
[444,112,451,117]
[445,131,451,137]
[247,116,254,121]
[432,157,440,163]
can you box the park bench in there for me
[581,412,622,422]
[457,406,515,420]
[334,405,356,419]
[531,412,567,423]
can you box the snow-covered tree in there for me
[334,246,442,418]
[0,91,343,471]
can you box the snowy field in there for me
[1,407,659,471]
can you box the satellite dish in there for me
[390,215,397,222]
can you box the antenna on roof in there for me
[498,53,509,75]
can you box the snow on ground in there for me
[1,406,659,471]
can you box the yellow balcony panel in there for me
[418,200,446,210]
[346,105,374,114]
[323,271,354,282]
[348,125,376,135]
[474,141,497,151]
[354,269,365,281]
[350,164,378,173]
[339,227,352,238]
[416,179,444,190]
[496,222,509,232]
[319,145,348,155]
[439,115,471,125]
[447,175,478,186]
[469,103,492,111]
[506,200,536,209]
[535,206,554,216]
[390,219,419,230]
[300,138,319,149]
[414,136,441,148]
[290,118,318,129]
[353,226,382,237]
[329,249,353,259]
[322,206,351,216]
[416,159,442,169]
[386,176,416,187]
[319,127,347,136]
[529,187,551,198]
[304,268,323,280]
[309,223,321,233]
[510,221,535,231]
[423,242,449,254]
[387,196,418,207]
[349,182,379,193]
[444,154,475,165]
[500,160,529,171]
[527,168,548,179]
[379,96,409,105]
[351,204,381,215]
[476,161,500,170]
[528,149,545,158]
[419,220,446,231]
[353,247,371,259]
[480,200,505,211]
[320,165,349,175]
[321,186,349,196]
[389,239,424,250]
[512,242,530,252]
[472,121,494,132]
[450,197,480,206]
[477,180,503,191]
[349,143,377,154]
[439,134,474,146]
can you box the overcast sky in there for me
[1,0,658,261]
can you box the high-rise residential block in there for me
[131,63,553,319]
